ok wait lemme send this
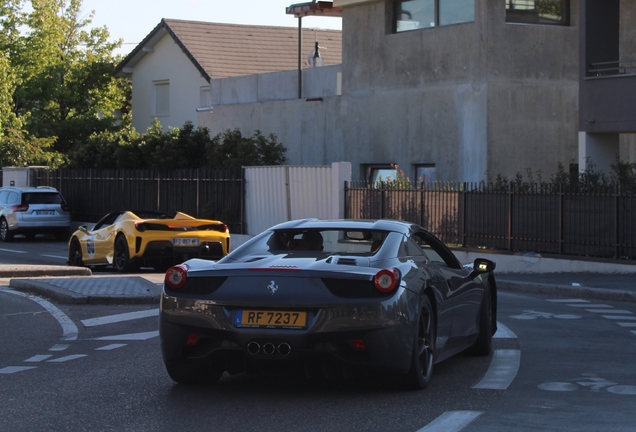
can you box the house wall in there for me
[131,34,209,132]
[620,0,636,163]
[200,0,583,181]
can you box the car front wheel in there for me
[68,238,84,267]
[404,296,436,390]
[0,218,13,242]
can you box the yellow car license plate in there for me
[172,238,200,246]
[235,310,307,329]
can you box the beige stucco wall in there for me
[131,34,209,133]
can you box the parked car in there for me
[67,210,230,272]
[0,186,71,242]
[159,218,497,389]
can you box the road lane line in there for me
[587,309,633,314]
[0,366,37,374]
[47,354,87,363]
[567,304,611,308]
[547,299,589,303]
[94,331,159,341]
[24,355,53,362]
[49,344,70,351]
[493,321,517,339]
[616,322,636,327]
[82,309,159,327]
[473,349,521,390]
[3,289,78,341]
[416,411,483,432]
[40,254,67,259]
[603,315,636,320]
[96,344,128,351]
[0,248,28,253]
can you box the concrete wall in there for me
[210,65,342,105]
[200,0,583,182]
[131,34,209,132]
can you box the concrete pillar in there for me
[331,162,352,219]
[578,132,619,173]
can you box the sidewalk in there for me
[1,261,634,305]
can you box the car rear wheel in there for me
[113,235,131,272]
[165,361,224,385]
[68,238,84,267]
[404,296,435,390]
[0,218,14,242]
[466,286,493,356]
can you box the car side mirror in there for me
[469,258,496,279]
[79,225,88,233]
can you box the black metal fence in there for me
[32,168,246,234]
[345,181,636,261]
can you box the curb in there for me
[0,266,91,278]
[498,280,636,304]
[9,279,160,305]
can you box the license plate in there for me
[172,238,200,246]
[35,211,55,215]
[235,310,307,329]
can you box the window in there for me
[394,0,474,32]
[199,86,211,108]
[506,0,569,26]
[153,80,170,116]
[363,165,397,184]
[415,164,436,185]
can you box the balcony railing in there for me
[588,60,636,77]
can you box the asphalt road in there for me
[1,284,635,431]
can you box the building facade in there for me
[198,0,635,182]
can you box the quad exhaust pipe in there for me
[246,341,292,356]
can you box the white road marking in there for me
[0,248,28,254]
[82,309,159,327]
[49,344,70,351]
[94,331,159,341]
[40,254,67,259]
[96,344,128,351]
[567,304,611,308]
[603,315,636,320]
[3,289,78,341]
[547,299,589,303]
[0,366,37,374]
[632,331,636,336]
[47,354,87,363]
[493,322,517,339]
[24,354,53,362]
[416,411,483,432]
[615,322,636,328]
[473,349,521,390]
[586,309,633,314]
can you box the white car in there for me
[0,186,71,241]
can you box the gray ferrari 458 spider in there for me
[159,218,497,389]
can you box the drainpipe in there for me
[298,16,302,99]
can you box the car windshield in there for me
[231,229,392,257]
[21,192,63,204]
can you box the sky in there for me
[79,0,343,56]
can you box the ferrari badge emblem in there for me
[267,280,278,295]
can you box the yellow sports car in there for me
[67,210,230,272]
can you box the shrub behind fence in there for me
[345,181,636,261]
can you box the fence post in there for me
[462,182,467,248]
[508,184,513,251]
[559,183,564,255]
[615,183,620,259]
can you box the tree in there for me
[209,128,287,168]
[3,0,128,157]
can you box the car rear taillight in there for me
[135,222,146,232]
[61,203,69,212]
[165,264,188,289]
[11,204,29,212]
[373,268,400,293]
[215,223,228,233]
